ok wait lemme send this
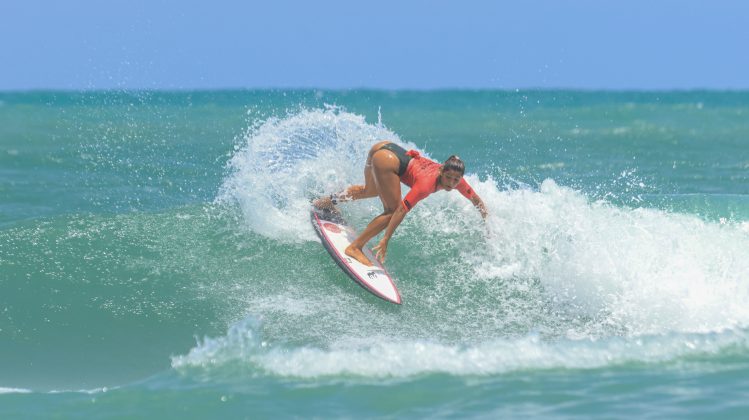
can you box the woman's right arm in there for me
[373,204,408,263]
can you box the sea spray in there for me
[217,107,413,242]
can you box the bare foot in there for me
[345,244,373,266]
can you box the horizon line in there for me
[2,86,749,94]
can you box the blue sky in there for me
[1,0,747,90]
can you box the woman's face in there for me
[439,169,463,191]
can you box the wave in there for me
[172,316,749,378]
[217,107,749,337]
[167,107,749,378]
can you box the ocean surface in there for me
[1,90,748,418]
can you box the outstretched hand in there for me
[484,221,495,240]
[372,239,389,264]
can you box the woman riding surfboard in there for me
[314,141,488,266]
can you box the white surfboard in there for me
[311,207,401,304]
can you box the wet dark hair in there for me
[442,155,465,175]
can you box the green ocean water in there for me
[1,90,749,418]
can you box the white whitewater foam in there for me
[173,316,749,378]
[0,386,113,395]
[473,179,749,336]
[0,387,31,394]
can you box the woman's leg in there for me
[344,148,402,266]
[313,141,390,208]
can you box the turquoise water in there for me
[1,90,749,418]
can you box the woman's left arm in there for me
[456,179,488,220]
[471,194,488,220]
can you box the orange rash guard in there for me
[400,150,477,211]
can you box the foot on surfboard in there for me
[312,197,342,219]
[312,196,335,210]
[345,244,374,267]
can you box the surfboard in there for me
[311,207,401,304]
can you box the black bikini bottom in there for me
[379,143,412,176]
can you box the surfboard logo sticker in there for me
[322,222,342,233]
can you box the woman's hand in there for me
[372,238,389,263]
[373,205,407,265]
[472,195,488,220]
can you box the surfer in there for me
[314,141,488,266]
